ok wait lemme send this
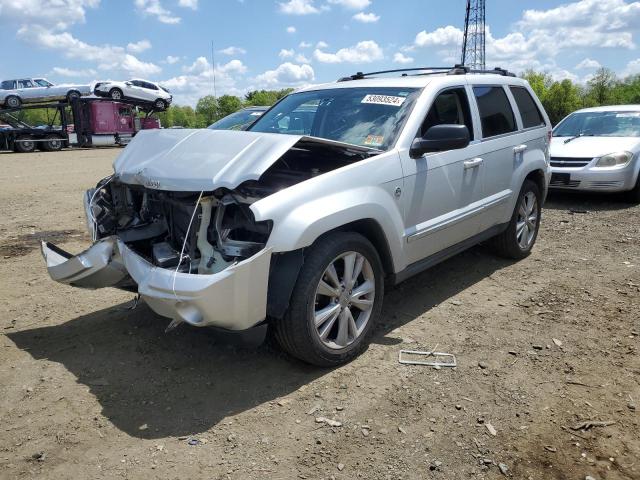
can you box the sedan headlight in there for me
[594,151,634,168]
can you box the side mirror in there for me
[410,124,471,158]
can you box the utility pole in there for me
[210,40,217,100]
[461,0,486,69]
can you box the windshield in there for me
[209,109,265,131]
[554,111,640,138]
[34,79,53,87]
[249,87,421,150]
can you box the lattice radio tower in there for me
[461,0,486,69]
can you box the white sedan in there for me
[550,105,640,203]
[94,79,172,110]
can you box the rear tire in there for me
[274,232,384,367]
[5,95,21,108]
[490,179,542,259]
[66,90,81,102]
[14,135,35,153]
[625,175,640,204]
[109,88,123,101]
[41,134,63,152]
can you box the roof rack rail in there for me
[337,64,516,81]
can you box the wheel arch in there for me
[524,168,548,202]
[266,218,396,320]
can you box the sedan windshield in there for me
[208,109,265,131]
[248,87,421,150]
[554,111,640,138]
[34,79,53,87]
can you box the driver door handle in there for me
[464,158,483,170]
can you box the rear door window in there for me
[1,80,16,90]
[473,86,517,138]
[510,86,545,129]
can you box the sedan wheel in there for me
[314,251,375,349]
[154,99,166,110]
[6,96,21,108]
[109,89,122,100]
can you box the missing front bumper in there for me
[41,237,273,331]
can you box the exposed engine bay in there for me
[88,139,374,275]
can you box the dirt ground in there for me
[0,147,638,480]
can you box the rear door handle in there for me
[514,144,528,154]
[464,158,483,170]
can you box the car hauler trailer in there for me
[0,98,161,153]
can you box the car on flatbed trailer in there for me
[0,78,91,108]
[41,65,552,366]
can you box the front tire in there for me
[274,232,384,367]
[109,88,123,101]
[154,99,167,110]
[490,179,542,259]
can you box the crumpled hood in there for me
[113,129,304,191]
[551,136,640,159]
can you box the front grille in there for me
[550,157,592,168]
[550,172,580,188]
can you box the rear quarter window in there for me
[473,86,517,138]
[510,86,545,129]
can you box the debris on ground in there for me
[315,417,342,427]
[571,420,616,431]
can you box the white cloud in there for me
[296,53,310,63]
[165,55,180,64]
[576,58,601,70]
[279,0,320,15]
[134,0,180,24]
[622,58,640,77]
[161,57,247,106]
[0,0,100,30]
[177,0,198,9]
[328,0,370,9]
[353,12,379,23]
[17,25,162,77]
[286,26,297,33]
[299,41,312,48]
[279,48,295,59]
[254,62,314,87]
[218,46,247,55]
[314,40,383,63]
[393,52,413,65]
[316,40,329,49]
[414,25,463,48]
[50,66,97,77]
[126,39,152,53]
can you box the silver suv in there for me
[42,66,551,366]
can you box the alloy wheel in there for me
[313,251,375,350]
[516,191,538,250]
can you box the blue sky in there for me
[1,0,640,105]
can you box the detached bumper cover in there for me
[41,237,272,331]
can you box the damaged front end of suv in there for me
[42,128,378,331]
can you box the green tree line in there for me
[155,88,293,128]
[522,67,640,125]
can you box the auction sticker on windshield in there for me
[361,94,406,107]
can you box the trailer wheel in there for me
[109,88,123,100]
[66,90,81,102]
[41,134,64,152]
[5,95,21,108]
[14,135,35,153]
